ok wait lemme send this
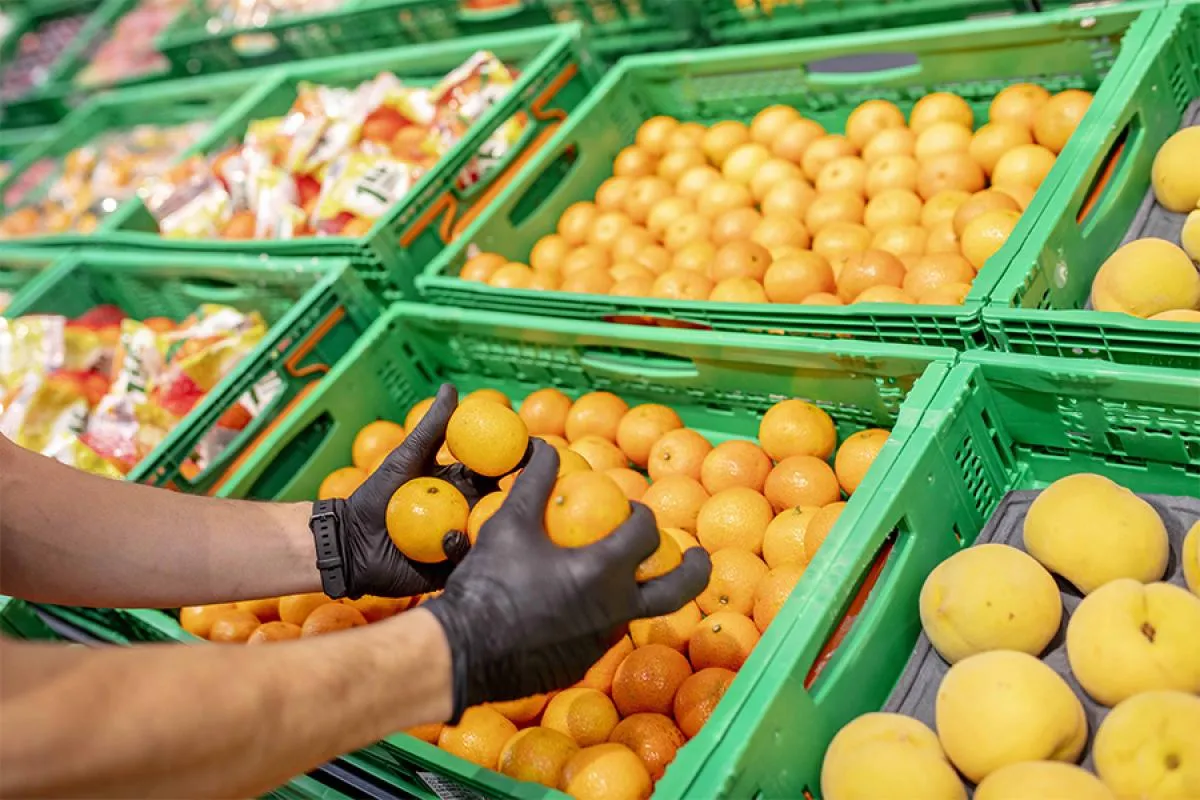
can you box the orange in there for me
[708,207,761,246]
[751,215,811,256]
[647,428,713,482]
[588,210,634,251]
[834,428,890,496]
[854,286,916,304]
[630,601,703,652]
[802,292,845,306]
[613,145,658,178]
[761,179,817,220]
[763,455,841,512]
[761,506,821,569]
[616,404,684,467]
[919,282,972,305]
[612,644,693,716]
[624,176,674,224]
[663,527,702,553]
[461,252,507,282]
[545,471,631,547]
[750,105,802,145]
[722,142,773,185]
[909,92,975,135]
[519,387,573,438]
[656,148,707,184]
[529,268,562,292]
[404,397,436,431]
[710,277,768,303]
[488,263,535,289]
[669,121,706,151]
[675,165,723,200]
[836,248,906,302]
[595,177,634,212]
[711,240,772,282]
[804,190,865,233]
[578,635,634,694]
[864,188,923,232]
[703,121,751,166]
[700,440,773,494]
[961,208,1020,270]
[637,531,683,582]
[467,490,506,544]
[862,127,916,164]
[916,152,986,199]
[246,621,302,644]
[903,254,976,299]
[697,548,769,616]
[920,189,971,228]
[277,593,334,626]
[863,154,919,199]
[1033,89,1092,154]
[663,212,712,252]
[993,182,1036,210]
[438,442,458,466]
[562,245,611,276]
[641,475,710,533]
[560,743,652,800]
[646,196,696,239]
[969,121,1034,175]
[438,706,518,769]
[497,727,578,788]
[813,223,873,268]
[913,122,972,162]
[771,118,826,165]
[608,261,651,284]
[565,391,629,443]
[672,240,717,274]
[651,268,714,301]
[446,398,529,477]
[925,222,961,255]
[674,668,734,738]
[989,83,1052,130]
[559,202,599,245]
[753,563,805,632]
[180,603,237,638]
[871,224,928,258]
[762,251,836,304]
[318,466,367,500]
[386,478,469,563]
[952,189,1021,237]
[696,180,754,218]
[804,501,846,561]
[845,99,906,150]
[301,603,367,637]
[695,487,773,554]
[801,134,857,182]
[636,115,679,156]
[571,435,630,472]
[235,598,280,623]
[606,467,650,501]
[816,155,867,195]
[343,595,410,623]
[489,694,550,725]
[541,688,620,747]
[688,611,760,672]
[759,398,837,461]
[609,713,687,782]
[749,159,806,203]
[406,723,444,743]
[352,420,406,470]
[991,143,1056,189]
[208,609,263,643]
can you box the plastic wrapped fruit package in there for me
[202,0,348,32]
[143,51,524,240]
[0,304,268,479]
[0,13,91,101]
[0,121,210,239]
[75,0,191,88]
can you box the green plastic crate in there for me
[698,0,1034,46]
[0,595,73,641]
[0,246,59,306]
[418,5,1153,350]
[659,349,1200,798]
[0,66,278,248]
[5,249,380,495]
[984,1,1200,369]
[106,25,599,299]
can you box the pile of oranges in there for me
[184,386,889,799]
[458,85,1092,308]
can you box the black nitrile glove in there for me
[333,383,528,599]
[424,440,712,719]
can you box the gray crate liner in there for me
[882,489,1199,792]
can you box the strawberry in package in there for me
[142,51,525,241]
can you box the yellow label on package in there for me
[316,153,414,222]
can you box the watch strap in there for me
[310,499,349,599]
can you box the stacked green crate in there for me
[0,247,59,308]
[984,0,1200,369]
[419,4,1155,349]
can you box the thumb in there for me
[442,530,471,563]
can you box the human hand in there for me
[424,440,712,718]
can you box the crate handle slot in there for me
[1075,113,1142,235]
[805,52,921,86]
[177,276,260,304]
[506,142,580,229]
[578,348,700,381]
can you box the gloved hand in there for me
[424,440,712,719]
[332,383,524,599]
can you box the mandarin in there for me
[518,388,573,438]
[278,593,335,626]
[674,667,735,738]
[697,548,770,616]
[438,707,518,770]
[762,506,821,569]
[542,688,621,747]
[386,478,468,563]
[446,398,528,477]
[771,118,826,165]
[711,240,772,282]
[488,263,535,289]
[864,188,923,232]
[609,713,687,782]
[700,440,773,495]
[703,121,751,167]
[762,251,837,304]
[753,563,806,632]
[845,99,906,150]
[461,252,507,282]
[834,428,890,496]
[246,621,302,644]
[910,92,975,134]
[961,208,1020,270]
[862,127,916,163]
[642,475,711,533]
[352,420,406,471]
[301,603,367,637]
[991,143,1056,189]
[689,611,760,672]
[759,399,837,462]
[617,405,686,469]
[180,603,237,638]
[467,491,506,544]
[750,105,802,145]
[710,207,763,246]
[646,428,713,482]
[565,391,629,443]
[804,502,846,561]
[1034,89,1092,154]
[695,488,774,555]
[208,609,262,643]
[578,635,635,695]
[836,249,906,302]
[801,135,857,182]
[343,595,410,623]
[630,601,704,652]
[561,743,652,800]
[651,268,713,300]
[763,455,841,512]
[864,154,919,198]
[989,83,1052,129]
[710,278,769,303]
[497,727,578,788]
[606,467,650,501]
[612,644,693,717]
[318,466,367,500]
[545,471,631,548]
[571,436,629,472]
[761,179,817,220]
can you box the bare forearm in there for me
[0,436,319,607]
[0,610,453,799]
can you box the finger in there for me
[377,383,457,481]
[580,502,659,569]
[505,439,559,516]
[637,546,712,619]
[442,530,471,563]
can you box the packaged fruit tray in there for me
[2,249,379,494]
[666,349,1200,798]
[0,67,274,247]
[41,301,953,799]
[417,4,1152,350]
[103,25,597,299]
[984,1,1200,370]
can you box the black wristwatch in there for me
[309,499,350,599]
